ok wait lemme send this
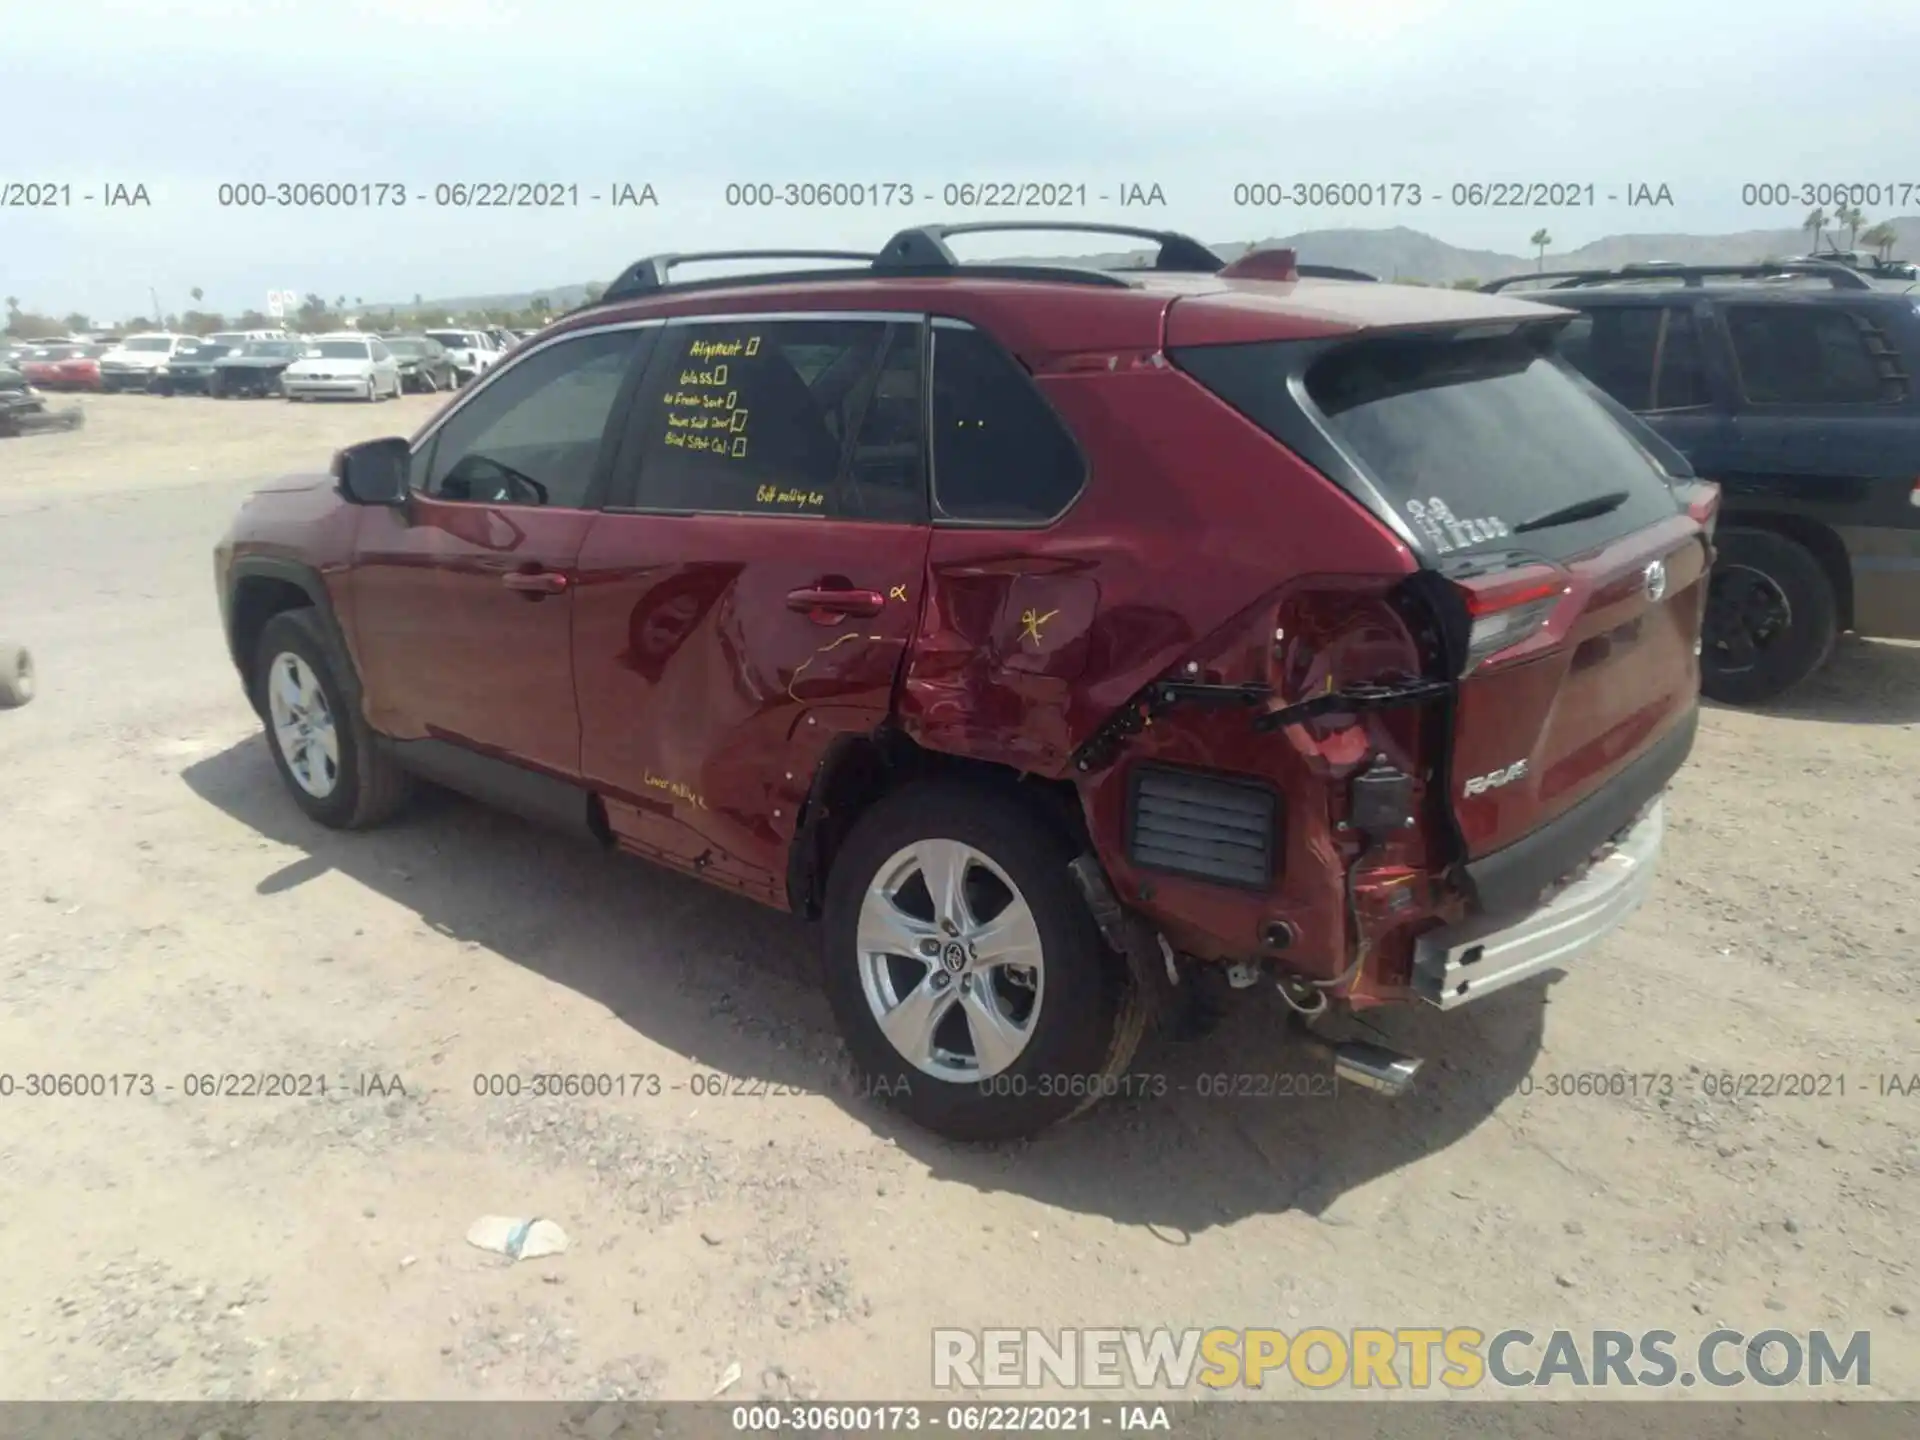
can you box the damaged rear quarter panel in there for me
[898,361,1427,974]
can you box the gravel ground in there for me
[0,392,1915,1403]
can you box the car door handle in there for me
[787,586,884,618]
[502,570,569,595]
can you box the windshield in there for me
[1175,327,1681,563]
[387,340,429,356]
[124,338,172,353]
[312,341,370,360]
[424,332,470,348]
[238,341,301,358]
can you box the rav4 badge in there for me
[1463,760,1529,797]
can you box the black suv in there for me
[1484,261,1920,703]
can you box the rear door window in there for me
[1556,305,1711,411]
[1724,305,1908,405]
[1177,327,1681,562]
[619,317,926,522]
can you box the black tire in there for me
[820,781,1143,1143]
[252,609,410,829]
[1702,528,1838,705]
[0,644,34,707]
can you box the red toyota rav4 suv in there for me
[215,223,1713,1142]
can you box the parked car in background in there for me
[1485,260,1920,703]
[1790,250,1920,284]
[0,362,85,437]
[281,335,403,402]
[422,329,503,385]
[98,332,199,391]
[215,224,1710,1142]
[150,340,235,395]
[206,329,290,348]
[385,335,458,392]
[209,339,310,398]
[19,342,108,391]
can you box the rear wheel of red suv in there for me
[821,781,1145,1143]
[254,610,411,829]
[1702,528,1837,705]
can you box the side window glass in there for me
[424,328,642,508]
[1576,306,1662,409]
[1649,308,1710,410]
[1726,306,1903,405]
[930,325,1084,523]
[627,318,905,519]
[842,324,926,523]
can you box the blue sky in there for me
[5,0,1918,320]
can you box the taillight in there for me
[1678,479,1721,539]
[1454,564,1570,675]
[1909,478,1919,510]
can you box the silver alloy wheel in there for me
[266,651,340,799]
[855,839,1045,1082]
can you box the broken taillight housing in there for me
[1675,478,1721,539]
[1454,564,1570,674]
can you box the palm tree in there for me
[1802,208,1828,252]
[1529,228,1552,271]
[1860,222,1900,260]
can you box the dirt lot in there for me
[0,392,1916,1404]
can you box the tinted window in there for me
[1177,330,1679,561]
[423,328,642,508]
[1725,305,1905,404]
[930,325,1084,522]
[1554,304,1712,412]
[625,318,923,521]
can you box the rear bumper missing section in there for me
[1411,796,1665,1010]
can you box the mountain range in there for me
[387,217,1920,314]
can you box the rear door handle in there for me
[787,586,884,618]
[502,570,569,595]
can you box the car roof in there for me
[549,269,1567,356]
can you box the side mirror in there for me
[333,437,411,506]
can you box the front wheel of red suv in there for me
[1701,528,1837,705]
[820,781,1145,1143]
[253,610,411,829]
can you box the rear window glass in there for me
[1178,330,1680,562]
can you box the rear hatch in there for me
[1169,290,1705,883]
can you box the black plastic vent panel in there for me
[1126,765,1279,890]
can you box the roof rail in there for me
[874,222,1225,275]
[1480,260,1873,293]
[601,249,879,302]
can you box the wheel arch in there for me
[785,726,1092,920]
[226,559,360,717]
[1721,512,1854,631]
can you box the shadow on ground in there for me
[1709,636,1920,727]
[184,736,1547,1233]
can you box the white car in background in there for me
[280,335,403,402]
[422,329,503,386]
[98,333,198,392]
[206,329,290,348]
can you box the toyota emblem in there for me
[941,941,968,974]
[1642,559,1668,603]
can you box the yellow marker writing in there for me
[1020,608,1059,645]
